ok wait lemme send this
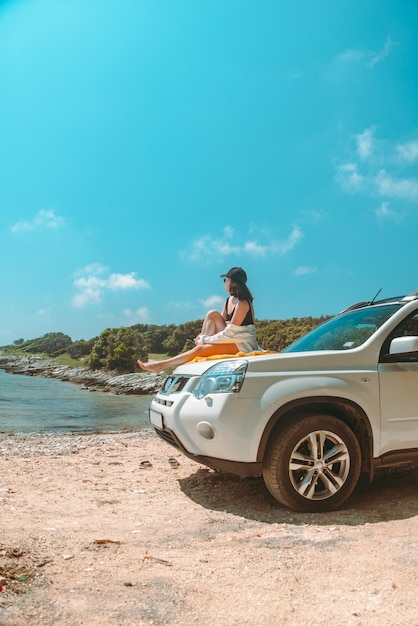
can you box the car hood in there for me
[170,345,380,377]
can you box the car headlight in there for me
[193,360,248,399]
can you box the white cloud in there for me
[11,209,66,233]
[200,295,224,309]
[355,127,378,160]
[167,300,194,311]
[244,241,269,257]
[277,226,303,254]
[397,140,418,163]
[334,36,394,70]
[335,129,418,210]
[375,201,402,221]
[222,225,235,239]
[243,226,303,256]
[123,307,150,324]
[108,273,149,291]
[182,233,240,263]
[72,264,150,308]
[181,226,303,262]
[335,162,365,193]
[335,49,364,65]
[294,266,317,276]
[368,36,394,68]
[301,209,323,222]
[37,308,51,319]
[375,170,418,200]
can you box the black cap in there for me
[220,267,247,283]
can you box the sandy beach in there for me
[1,429,418,625]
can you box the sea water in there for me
[0,368,152,433]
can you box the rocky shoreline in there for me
[0,355,163,395]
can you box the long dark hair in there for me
[229,279,254,302]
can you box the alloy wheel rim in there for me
[288,429,350,501]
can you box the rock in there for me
[0,356,163,396]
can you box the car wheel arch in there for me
[257,396,374,479]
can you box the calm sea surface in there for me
[0,368,152,433]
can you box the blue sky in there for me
[1,0,418,344]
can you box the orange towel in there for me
[191,350,277,363]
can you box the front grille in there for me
[159,375,191,395]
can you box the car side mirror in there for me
[389,336,418,355]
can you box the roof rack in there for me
[402,288,418,302]
[340,293,417,314]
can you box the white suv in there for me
[149,291,418,512]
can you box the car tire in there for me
[263,414,361,512]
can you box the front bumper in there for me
[153,425,262,477]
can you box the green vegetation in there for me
[7,332,73,357]
[1,315,330,374]
[256,315,330,352]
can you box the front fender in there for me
[255,373,379,462]
[260,373,378,415]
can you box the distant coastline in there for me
[0,355,163,396]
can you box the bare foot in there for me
[137,359,165,374]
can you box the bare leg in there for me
[137,342,239,375]
[200,309,226,336]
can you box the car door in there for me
[378,311,418,454]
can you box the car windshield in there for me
[283,303,403,353]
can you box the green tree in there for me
[87,327,148,372]
[106,342,136,372]
[67,338,95,360]
[17,332,73,356]
[163,321,202,355]
[7,314,335,371]
[257,316,329,352]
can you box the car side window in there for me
[380,312,418,362]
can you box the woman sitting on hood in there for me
[137,267,260,374]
